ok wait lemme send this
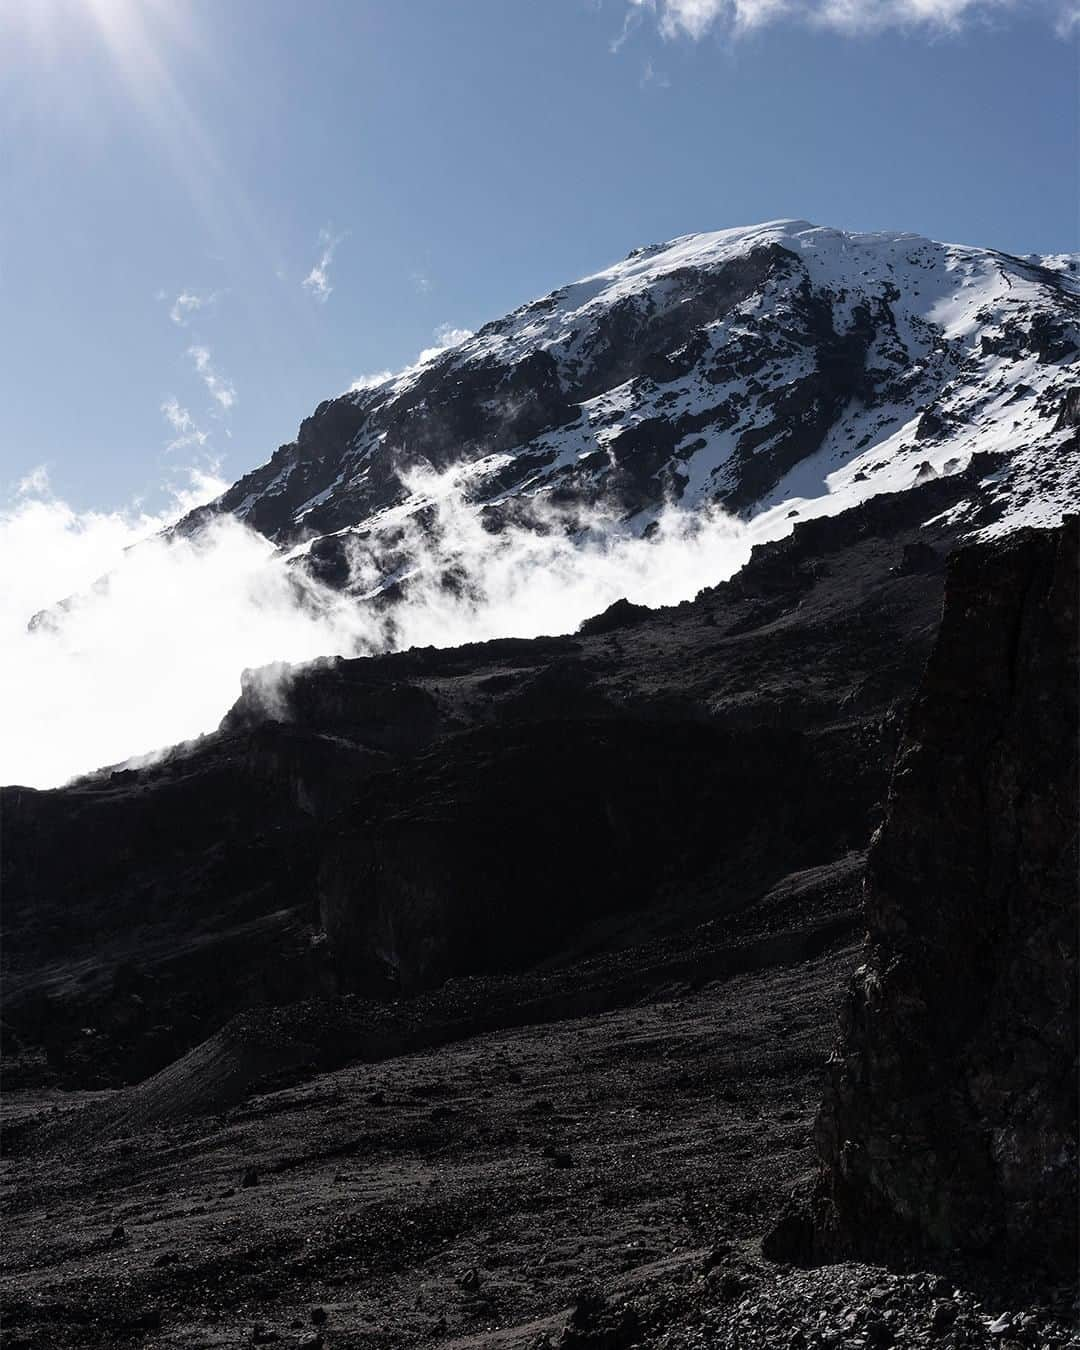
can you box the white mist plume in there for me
[2,463,755,790]
[341,462,754,650]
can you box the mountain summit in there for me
[5,227,1077,1350]
[186,220,1079,582]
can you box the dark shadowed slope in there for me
[4,474,977,1089]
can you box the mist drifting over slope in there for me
[2,466,754,789]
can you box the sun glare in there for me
[2,0,191,87]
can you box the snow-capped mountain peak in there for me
[185,220,1079,578]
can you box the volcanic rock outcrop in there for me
[810,517,1078,1273]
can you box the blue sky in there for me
[2,0,1076,513]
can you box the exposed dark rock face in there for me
[0,728,356,1085]
[812,518,1078,1274]
[1054,385,1080,432]
[576,596,652,635]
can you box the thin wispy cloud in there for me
[411,271,433,295]
[622,0,1075,38]
[187,345,236,411]
[168,290,218,325]
[611,2,647,49]
[303,227,347,302]
[17,465,51,497]
[640,58,671,87]
[161,397,209,452]
[1058,0,1080,29]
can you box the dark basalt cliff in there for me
[770,519,1078,1275]
[317,718,849,998]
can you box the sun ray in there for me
[2,0,295,336]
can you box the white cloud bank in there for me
[625,0,1075,36]
[0,466,357,788]
[0,463,754,789]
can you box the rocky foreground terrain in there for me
[2,220,1078,1346]
[2,501,1077,1347]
